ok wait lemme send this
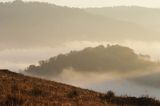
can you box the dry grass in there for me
[0,69,160,106]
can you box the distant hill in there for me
[0,1,157,49]
[0,69,160,106]
[24,45,158,78]
[85,6,160,32]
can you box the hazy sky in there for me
[1,0,160,8]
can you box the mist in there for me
[45,59,160,99]
[1,40,160,71]
[1,1,160,100]
[20,43,160,99]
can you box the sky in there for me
[1,0,160,8]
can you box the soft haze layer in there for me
[1,0,160,8]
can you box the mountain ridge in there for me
[0,1,157,49]
[85,6,160,32]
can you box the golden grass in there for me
[0,70,159,106]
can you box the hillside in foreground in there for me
[0,69,160,106]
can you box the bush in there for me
[100,91,115,101]
[104,90,115,99]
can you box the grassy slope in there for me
[0,70,160,106]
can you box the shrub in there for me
[100,91,115,101]
[104,90,115,100]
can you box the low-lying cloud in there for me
[52,67,160,87]
[1,41,160,98]
[2,40,160,72]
